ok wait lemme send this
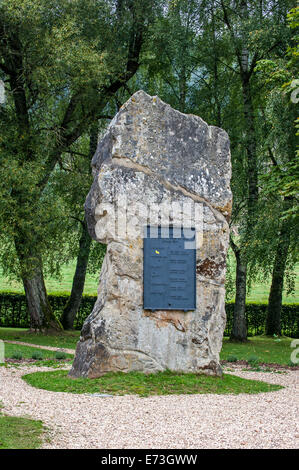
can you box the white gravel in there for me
[0,365,298,449]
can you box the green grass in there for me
[0,262,98,295]
[22,369,282,397]
[3,343,73,360]
[245,281,298,303]
[0,414,44,449]
[0,327,79,350]
[0,259,298,302]
[220,335,295,365]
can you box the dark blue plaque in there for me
[143,226,196,311]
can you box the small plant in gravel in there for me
[55,351,67,361]
[226,355,238,362]
[11,352,23,360]
[247,355,260,367]
[249,365,262,372]
[31,352,44,361]
[287,360,297,367]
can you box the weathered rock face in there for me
[69,90,232,378]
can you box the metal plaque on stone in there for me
[143,226,196,311]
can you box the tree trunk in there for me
[61,124,97,329]
[230,241,247,341]
[14,229,62,331]
[178,65,187,113]
[230,76,257,342]
[221,0,259,343]
[23,263,62,331]
[266,215,291,336]
[211,3,222,128]
[61,218,92,330]
[241,76,258,224]
[229,76,257,342]
[19,249,62,331]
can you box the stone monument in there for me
[69,90,232,378]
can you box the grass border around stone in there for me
[22,369,283,397]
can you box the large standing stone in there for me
[69,90,232,378]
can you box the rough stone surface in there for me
[70,90,232,378]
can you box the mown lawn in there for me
[0,327,79,350]
[0,413,44,449]
[0,262,99,295]
[0,260,298,302]
[220,335,295,365]
[3,342,73,360]
[22,369,283,397]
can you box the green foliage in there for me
[286,6,299,66]
[226,355,238,363]
[55,351,67,360]
[249,3,298,265]
[11,351,23,360]
[22,369,283,397]
[0,0,161,287]
[31,351,44,360]
[247,355,260,366]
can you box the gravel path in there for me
[0,365,298,449]
[3,340,75,355]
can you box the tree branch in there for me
[37,0,146,193]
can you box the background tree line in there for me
[0,0,297,338]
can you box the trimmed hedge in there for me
[0,292,298,337]
[0,291,96,331]
[225,302,298,338]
